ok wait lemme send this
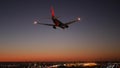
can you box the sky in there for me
[0,0,120,62]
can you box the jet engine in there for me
[65,25,69,28]
[53,26,56,29]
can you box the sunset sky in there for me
[0,0,120,62]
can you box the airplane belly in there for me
[54,20,59,26]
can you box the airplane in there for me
[33,6,80,29]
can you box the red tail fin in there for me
[51,6,55,17]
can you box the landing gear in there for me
[65,25,69,28]
[53,26,56,29]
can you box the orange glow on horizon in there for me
[0,47,120,62]
[0,54,119,62]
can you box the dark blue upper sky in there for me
[0,0,120,61]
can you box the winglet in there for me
[51,6,55,17]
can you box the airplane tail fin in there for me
[51,6,55,17]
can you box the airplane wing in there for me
[33,21,54,26]
[65,17,80,25]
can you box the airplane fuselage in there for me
[52,16,68,29]
[33,6,80,29]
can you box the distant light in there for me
[83,63,97,67]
[50,64,60,67]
